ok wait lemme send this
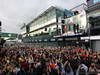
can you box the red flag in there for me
[64,25,67,33]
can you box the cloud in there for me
[0,0,86,33]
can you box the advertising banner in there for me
[65,10,87,30]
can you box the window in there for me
[44,16,47,23]
[93,0,100,4]
[41,17,43,24]
[51,10,56,19]
[57,10,64,18]
[47,12,51,21]
[89,16,100,27]
[47,10,56,21]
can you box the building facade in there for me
[21,5,89,47]
[86,0,100,51]
[21,6,73,47]
[21,6,64,36]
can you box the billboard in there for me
[65,10,87,30]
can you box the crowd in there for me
[0,44,100,75]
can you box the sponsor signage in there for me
[81,36,100,40]
[1,33,18,38]
[58,38,63,41]
[39,40,42,42]
[50,38,56,41]
[35,40,37,42]
[65,38,78,41]
[44,39,47,42]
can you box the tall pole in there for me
[56,9,59,47]
[56,9,59,35]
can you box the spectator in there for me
[64,61,74,75]
[0,45,99,75]
[89,63,98,75]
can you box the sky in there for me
[0,0,86,33]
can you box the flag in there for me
[64,25,67,33]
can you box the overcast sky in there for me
[0,0,86,33]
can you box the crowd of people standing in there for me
[0,44,100,75]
